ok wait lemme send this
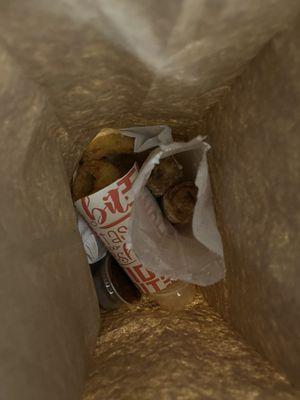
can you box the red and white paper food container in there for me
[75,163,172,294]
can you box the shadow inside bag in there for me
[74,126,224,311]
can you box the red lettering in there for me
[81,197,94,220]
[107,230,123,244]
[123,243,135,262]
[146,278,161,292]
[118,164,137,194]
[133,265,156,282]
[124,267,139,283]
[115,252,131,264]
[94,208,107,225]
[104,188,131,215]
[117,225,128,236]
[139,282,149,294]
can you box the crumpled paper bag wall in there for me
[0,1,299,399]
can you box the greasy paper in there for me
[121,125,225,285]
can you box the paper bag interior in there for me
[0,1,299,399]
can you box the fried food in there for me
[89,159,122,193]
[147,156,184,197]
[105,153,137,176]
[83,128,134,161]
[72,159,122,200]
[162,181,198,224]
[72,164,94,201]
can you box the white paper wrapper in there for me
[77,213,107,264]
[75,125,225,289]
[75,163,172,294]
[121,125,225,285]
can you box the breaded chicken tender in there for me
[83,128,134,161]
[147,156,184,197]
[89,159,122,193]
[72,159,121,200]
[72,164,94,201]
